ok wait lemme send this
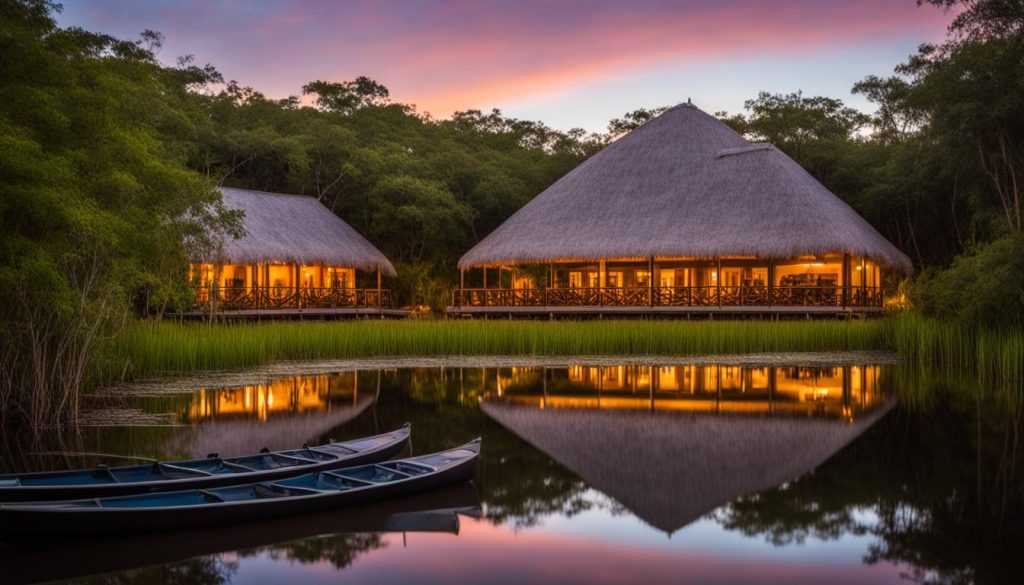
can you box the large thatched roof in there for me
[460,103,912,273]
[206,188,396,276]
[481,398,894,535]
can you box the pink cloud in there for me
[61,1,955,117]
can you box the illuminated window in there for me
[659,270,675,287]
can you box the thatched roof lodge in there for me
[451,102,912,316]
[188,188,405,317]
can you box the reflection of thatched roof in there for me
[204,188,396,275]
[176,394,375,458]
[481,398,894,535]
[459,103,912,273]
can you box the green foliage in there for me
[722,91,870,184]
[915,234,1024,328]
[0,0,238,431]
[302,76,391,114]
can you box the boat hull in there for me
[0,426,411,501]
[0,484,480,585]
[0,440,479,540]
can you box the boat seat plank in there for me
[272,453,319,465]
[198,489,225,503]
[157,463,214,478]
[93,467,119,483]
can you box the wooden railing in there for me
[193,286,395,311]
[452,286,883,309]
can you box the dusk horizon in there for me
[58,0,955,131]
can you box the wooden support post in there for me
[211,263,221,318]
[648,256,655,307]
[483,267,488,289]
[294,264,301,309]
[842,253,850,309]
[376,268,382,308]
[716,257,722,308]
[253,263,260,309]
[860,257,866,307]
[768,259,775,308]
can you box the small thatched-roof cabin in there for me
[188,188,401,316]
[452,103,912,316]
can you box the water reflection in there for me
[478,365,891,535]
[488,364,883,420]
[10,359,1021,584]
[185,372,362,422]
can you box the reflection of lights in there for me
[802,388,830,402]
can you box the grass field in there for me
[107,314,1022,386]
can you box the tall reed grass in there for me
[107,315,1022,388]
[111,319,888,379]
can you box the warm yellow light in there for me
[855,265,863,270]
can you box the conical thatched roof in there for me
[460,103,912,273]
[206,188,396,276]
[481,398,894,535]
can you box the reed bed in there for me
[102,315,1009,381]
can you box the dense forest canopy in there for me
[1,0,1022,431]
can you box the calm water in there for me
[3,357,1022,584]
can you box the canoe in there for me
[0,438,480,540]
[0,425,411,501]
[0,484,480,585]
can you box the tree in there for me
[722,92,870,185]
[301,76,390,114]
[0,0,239,434]
[607,107,668,139]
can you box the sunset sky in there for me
[58,0,955,132]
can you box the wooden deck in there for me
[448,285,884,318]
[177,286,409,319]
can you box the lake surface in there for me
[3,354,1021,584]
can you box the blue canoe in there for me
[0,438,480,540]
[0,425,410,501]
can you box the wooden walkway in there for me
[447,305,881,318]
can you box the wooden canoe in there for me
[0,438,480,540]
[0,484,480,585]
[0,425,411,501]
